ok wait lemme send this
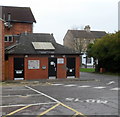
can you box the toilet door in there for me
[14,58,24,80]
[48,58,57,78]
[67,57,76,77]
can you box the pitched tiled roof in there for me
[0,6,36,23]
[69,30,106,39]
[5,33,80,55]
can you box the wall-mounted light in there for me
[25,55,28,58]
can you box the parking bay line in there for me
[25,85,87,117]
[37,103,60,116]
[1,102,58,108]
[1,94,42,98]
[3,105,32,117]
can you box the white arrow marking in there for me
[107,81,115,85]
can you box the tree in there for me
[87,31,120,73]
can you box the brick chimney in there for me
[84,25,91,32]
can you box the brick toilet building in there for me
[5,33,80,80]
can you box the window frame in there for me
[4,35,13,42]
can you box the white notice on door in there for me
[57,58,64,64]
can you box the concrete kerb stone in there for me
[1,78,96,86]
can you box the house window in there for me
[4,35,13,42]
[87,57,92,64]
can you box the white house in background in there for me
[82,53,94,68]
[63,25,107,68]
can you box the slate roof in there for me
[68,30,106,39]
[5,33,80,55]
[0,6,36,23]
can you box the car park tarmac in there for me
[1,72,119,116]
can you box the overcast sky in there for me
[0,0,119,44]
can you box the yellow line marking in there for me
[60,103,87,117]
[72,113,78,117]
[38,103,60,117]
[26,86,87,117]
[4,105,32,116]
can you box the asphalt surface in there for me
[1,72,120,117]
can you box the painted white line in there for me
[25,85,60,103]
[1,94,42,98]
[3,85,86,117]
[64,84,77,87]
[4,89,30,91]
[1,102,58,108]
[51,84,63,86]
[78,85,91,88]
[107,81,115,85]
[93,86,106,89]
[1,95,22,98]
[110,88,120,91]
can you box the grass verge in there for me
[80,68,95,73]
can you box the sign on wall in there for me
[28,60,40,69]
[57,58,64,64]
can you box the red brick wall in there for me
[6,55,80,80]
[76,56,80,78]
[5,61,9,80]
[25,57,48,80]
[8,56,14,80]
[57,57,66,78]
[0,20,5,81]
[4,22,33,47]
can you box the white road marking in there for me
[1,102,58,108]
[96,100,108,104]
[1,95,22,98]
[3,89,30,91]
[86,99,108,104]
[107,81,115,85]
[65,98,108,104]
[25,86,86,116]
[25,85,60,103]
[64,84,77,87]
[110,88,120,91]
[78,85,91,88]
[86,99,96,103]
[93,86,106,89]
[65,98,74,101]
[1,94,42,98]
[51,84,63,86]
